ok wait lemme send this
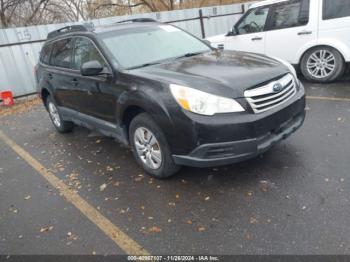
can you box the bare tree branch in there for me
[25,0,50,25]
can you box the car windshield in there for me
[100,25,211,69]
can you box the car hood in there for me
[127,50,290,98]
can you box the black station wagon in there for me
[35,19,306,178]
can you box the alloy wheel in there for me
[48,102,61,128]
[133,127,162,170]
[306,49,336,79]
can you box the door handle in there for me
[48,73,53,80]
[298,30,312,35]
[251,36,263,41]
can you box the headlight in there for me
[169,84,245,116]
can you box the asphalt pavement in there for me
[0,79,350,255]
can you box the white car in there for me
[207,0,350,83]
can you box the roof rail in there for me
[47,24,94,39]
[115,18,158,24]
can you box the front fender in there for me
[116,83,177,136]
[116,79,202,154]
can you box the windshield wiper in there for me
[128,61,161,70]
[128,52,206,69]
[175,51,205,60]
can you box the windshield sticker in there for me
[159,25,180,32]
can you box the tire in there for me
[301,46,345,83]
[46,96,74,133]
[129,113,180,179]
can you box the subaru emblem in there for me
[273,83,283,93]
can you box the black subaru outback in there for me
[35,19,306,178]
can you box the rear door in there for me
[225,6,271,54]
[264,0,317,64]
[48,38,77,110]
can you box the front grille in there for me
[244,74,297,114]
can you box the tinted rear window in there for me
[270,0,310,30]
[323,0,350,20]
[40,43,52,64]
[49,38,74,68]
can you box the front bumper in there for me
[173,110,305,168]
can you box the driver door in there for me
[225,6,271,54]
[71,37,116,123]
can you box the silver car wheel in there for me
[48,102,61,128]
[306,49,336,79]
[133,127,162,170]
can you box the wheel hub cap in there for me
[134,127,162,170]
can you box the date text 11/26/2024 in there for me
[127,256,220,261]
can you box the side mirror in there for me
[226,29,237,37]
[81,60,104,76]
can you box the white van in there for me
[207,0,350,83]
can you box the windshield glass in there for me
[101,25,211,69]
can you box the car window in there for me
[236,7,270,35]
[323,0,350,20]
[40,43,52,65]
[49,38,73,68]
[270,0,310,30]
[73,37,106,70]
